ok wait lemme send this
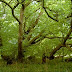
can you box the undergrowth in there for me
[0,58,72,72]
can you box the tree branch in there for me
[43,7,58,22]
[17,0,25,4]
[0,0,12,9]
[25,0,32,8]
[23,7,40,34]
[49,13,72,57]
[0,0,21,24]
[12,2,21,24]
[27,11,43,34]
[31,35,72,45]
[13,2,19,9]
[29,30,44,44]
[42,0,58,22]
[44,36,72,39]
[65,44,72,52]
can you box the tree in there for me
[0,0,72,63]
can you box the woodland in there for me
[0,0,72,72]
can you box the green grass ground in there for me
[0,59,72,72]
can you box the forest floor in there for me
[0,58,72,72]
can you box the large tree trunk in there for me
[18,4,24,62]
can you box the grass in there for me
[0,58,72,72]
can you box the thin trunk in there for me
[18,4,24,62]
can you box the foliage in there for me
[0,0,72,60]
[0,59,72,72]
